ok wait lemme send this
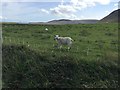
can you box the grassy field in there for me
[2,23,119,88]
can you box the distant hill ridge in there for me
[100,9,120,23]
[47,19,99,24]
[2,9,119,24]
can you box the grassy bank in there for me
[2,23,119,88]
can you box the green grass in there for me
[2,23,119,88]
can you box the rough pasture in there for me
[2,23,119,88]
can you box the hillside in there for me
[100,9,120,23]
[47,19,99,24]
[2,23,119,88]
[28,19,98,25]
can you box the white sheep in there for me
[54,35,74,50]
[45,28,48,31]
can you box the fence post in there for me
[86,47,90,56]
[23,39,24,45]
[9,37,11,43]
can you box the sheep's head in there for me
[54,35,59,40]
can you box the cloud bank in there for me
[1,0,119,21]
[2,0,119,2]
[49,0,113,19]
[0,16,7,20]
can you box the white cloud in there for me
[49,0,112,19]
[0,16,3,19]
[0,16,7,19]
[56,13,80,20]
[112,2,119,11]
[1,0,119,21]
[70,0,111,8]
[114,3,118,7]
[50,5,77,14]
[80,15,85,18]
[93,0,110,5]
[50,4,79,20]
[105,10,109,13]
[104,2,118,17]
[105,10,112,15]
[39,9,49,14]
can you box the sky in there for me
[0,0,119,22]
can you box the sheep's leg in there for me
[68,44,72,51]
[57,44,62,49]
[68,47,71,51]
[59,45,62,49]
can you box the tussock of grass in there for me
[2,44,119,88]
